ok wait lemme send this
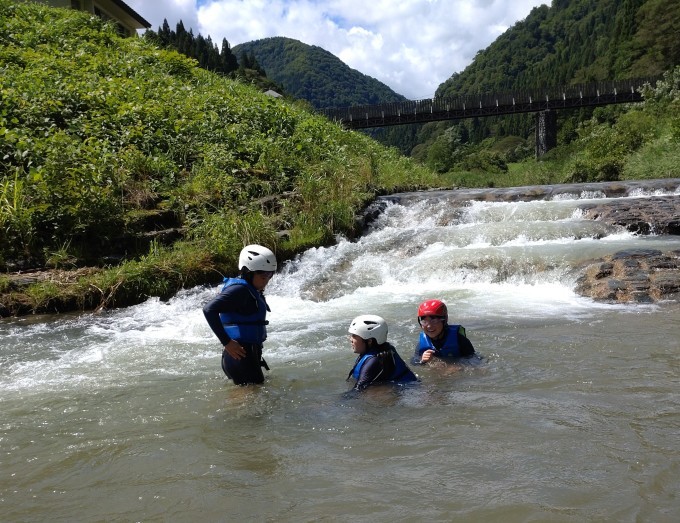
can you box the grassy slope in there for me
[0,1,441,315]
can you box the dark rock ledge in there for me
[575,249,680,303]
[574,193,680,303]
[578,195,680,236]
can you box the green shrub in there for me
[458,150,508,174]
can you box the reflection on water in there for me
[1,185,680,521]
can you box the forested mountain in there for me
[143,25,413,152]
[232,37,406,109]
[226,2,677,160]
[436,0,678,96]
[411,0,680,170]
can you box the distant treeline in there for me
[143,19,264,77]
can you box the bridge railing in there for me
[321,77,660,128]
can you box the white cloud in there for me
[126,0,547,100]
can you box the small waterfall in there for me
[269,188,677,310]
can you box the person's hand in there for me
[420,349,436,363]
[223,339,246,360]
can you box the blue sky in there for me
[126,0,546,100]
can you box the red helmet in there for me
[418,299,448,320]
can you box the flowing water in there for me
[2,185,680,522]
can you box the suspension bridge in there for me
[321,77,658,156]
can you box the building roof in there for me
[107,0,151,29]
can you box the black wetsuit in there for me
[203,282,269,385]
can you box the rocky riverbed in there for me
[378,178,680,304]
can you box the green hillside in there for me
[232,37,406,109]
[0,0,438,314]
[231,37,419,155]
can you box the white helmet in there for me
[238,244,277,272]
[348,315,388,345]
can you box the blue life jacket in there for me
[219,277,270,344]
[417,325,464,358]
[351,348,417,383]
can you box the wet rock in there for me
[356,199,388,232]
[575,249,680,303]
[578,196,680,236]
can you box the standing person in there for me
[413,299,476,365]
[203,244,277,385]
[346,315,418,391]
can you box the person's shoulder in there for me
[215,281,252,302]
[385,342,407,356]
[451,324,468,337]
[221,278,250,292]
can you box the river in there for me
[2,183,680,522]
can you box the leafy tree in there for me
[220,38,238,72]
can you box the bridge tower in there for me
[535,110,557,158]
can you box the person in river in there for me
[203,244,277,386]
[412,299,476,365]
[346,315,418,391]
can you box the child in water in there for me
[413,299,476,365]
[346,315,418,391]
[203,244,277,385]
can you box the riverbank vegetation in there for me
[1,1,678,316]
[0,1,442,314]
